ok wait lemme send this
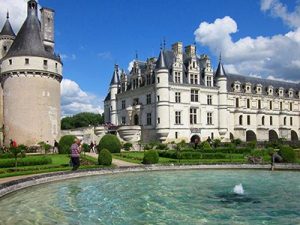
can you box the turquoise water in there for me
[0,170,300,225]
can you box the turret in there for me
[0,12,15,59]
[109,64,120,125]
[215,55,228,139]
[155,49,170,142]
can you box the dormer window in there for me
[288,88,294,98]
[278,87,284,97]
[3,46,7,52]
[267,86,274,96]
[256,84,262,94]
[43,60,48,66]
[245,82,252,94]
[233,81,241,92]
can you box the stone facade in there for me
[0,0,62,146]
[104,42,300,143]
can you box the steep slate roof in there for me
[227,73,300,97]
[215,61,226,78]
[110,68,120,85]
[0,14,15,37]
[155,50,167,69]
[3,3,60,61]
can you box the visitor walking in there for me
[70,138,82,171]
[90,141,95,153]
[53,140,59,153]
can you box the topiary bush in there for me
[143,150,159,164]
[279,145,296,163]
[59,135,76,154]
[201,141,212,150]
[98,134,121,153]
[98,148,112,165]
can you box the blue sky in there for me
[1,0,300,115]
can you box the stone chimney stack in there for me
[172,42,183,55]
[41,8,55,52]
[185,45,196,58]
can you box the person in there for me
[70,138,81,171]
[90,141,95,153]
[53,140,59,153]
[207,136,212,144]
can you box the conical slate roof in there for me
[155,49,167,70]
[0,14,15,37]
[110,65,120,85]
[215,61,227,78]
[4,2,60,61]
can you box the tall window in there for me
[157,77,160,83]
[146,113,152,125]
[290,117,293,126]
[191,90,199,102]
[280,102,283,111]
[175,72,181,83]
[121,117,126,125]
[190,108,197,124]
[207,95,212,105]
[206,76,212,87]
[236,98,239,108]
[175,111,181,124]
[175,92,181,103]
[270,101,273,110]
[290,102,293,111]
[157,95,160,102]
[190,74,198,84]
[146,94,151,104]
[146,74,151,85]
[258,99,261,109]
[121,100,126,109]
[207,112,212,125]
[239,115,243,125]
[43,60,48,66]
[262,116,265,125]
[247,115,250,125]
[247,99,250,108]
[270,116,273,125]
[284,117,287,126]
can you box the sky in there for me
[0,0,300,116]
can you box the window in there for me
[280,102,283,111]
[121,100,126,109]
[211,132,214,140]
[25,58,29,64]
[206,76,212,87]
[146,74,151,85]
[290,102,293,111]
[262,116,265,125]
[9,59,12,65]
[191,90,199,102]
[247,115,250,125]
[175,92,181,103]
[207,95,212,105]
[193,61,196,68]
[175,111,181,124]
[190,108,197,124]
[269,101,273,110]
[157,118,160,124]
[270,116,273,125]
[239,115,243,125]
[175,72,181,83]
[43,60,48,66]
[3,46,7,52]
[121,117,126,125]
[290,117,293,126]
[207,112,212,125]
[236,98,239,108]
[133,98,139,106]
[284,117,287,126]
[157,77,160,83]
[247,99,250,108]
[175,132,178,139]
[157,95,160,102]
[190,74,198,84]
[146,94,151,104]
[258,100,261,109]
[55,63,58,69]
[147,113,152,125]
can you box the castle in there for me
[104,42,300,143]
[0,0,62,146]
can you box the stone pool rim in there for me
[1,163,300,198]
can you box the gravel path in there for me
[86,152,140,167]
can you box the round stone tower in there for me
[0,0,63,146]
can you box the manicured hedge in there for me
[143,150,159,164]
[0,156,52,168]
[98,134,121,153]
[98,149,112,165]
[59,135,76,154]
[159,151,228,159]
[0,153,14,159]
[279,145,296,163]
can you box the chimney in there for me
[172,42,183,55]
[185,45,196,57]
[41,8,55,53]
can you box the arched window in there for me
[239,115,243,125]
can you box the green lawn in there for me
[0,154,111,179]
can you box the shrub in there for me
[123,142,133,151]
[143,144,151,150]
[98,148,112,165]
[98,134,121,153]
[59,135,76,154]
[0,152,14,159]
[0,156,52,168]
[143,150,159,164]
[231,138,242,146]
[201,141,212,150]
[279,145,296,163]
[212,139,221,148]
[156,143,168,150]
[82,143,90,153]
[247,140,257,149]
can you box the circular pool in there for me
[0,170,299,224]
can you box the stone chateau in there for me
[0,0,62,146]
[104,42,300,143]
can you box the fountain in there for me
[233,183,244,195]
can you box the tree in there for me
[61,112,104,130]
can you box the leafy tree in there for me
[61,112,104,130]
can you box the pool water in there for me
[0,170,299,225]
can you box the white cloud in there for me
[194,7,300,80]
[260,0,300,28]
[61,79,103,117]
[97,51,113,60]
[60,54,76,61]
[127,60,134,72]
